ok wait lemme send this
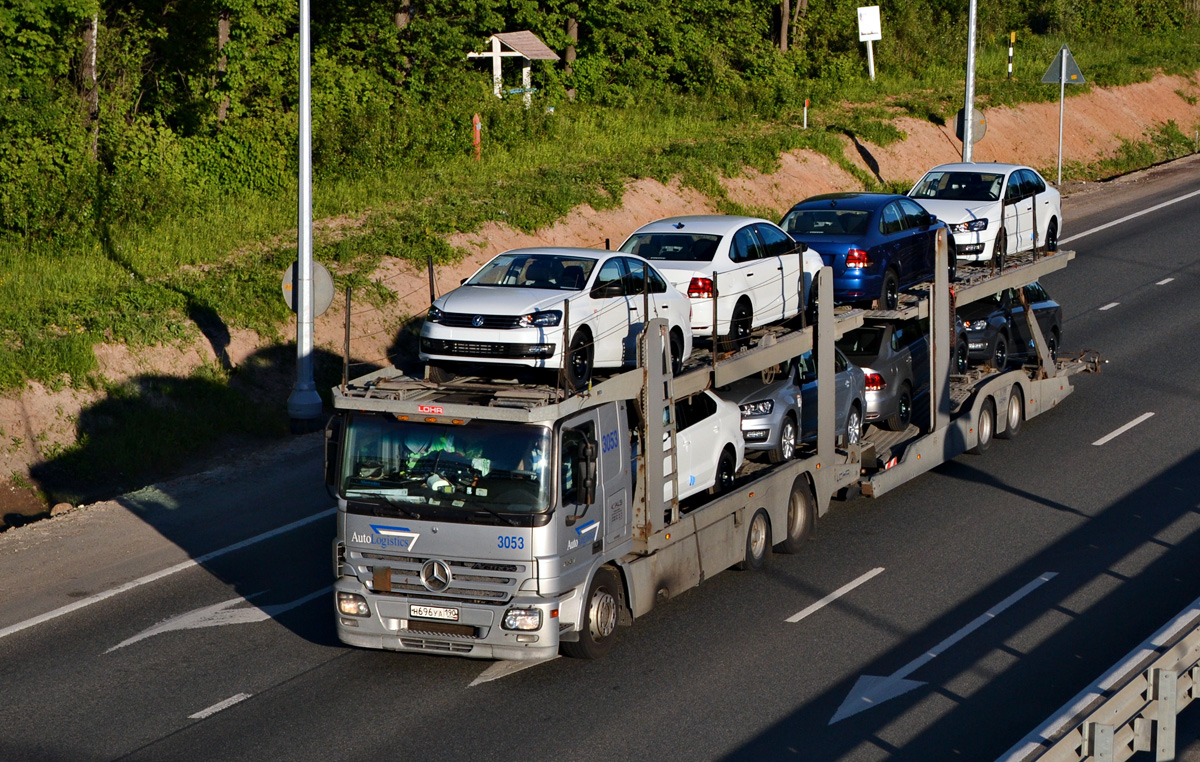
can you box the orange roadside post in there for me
[472,113,482,161]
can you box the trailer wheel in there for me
[884,383,912,432]
[970,398,996,454]
[998,389,1023,440]
[777,479,815,554]
[737,509,772,571]
[769,415,797,464]
[561,567,620,659]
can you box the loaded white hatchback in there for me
[420,247,693,389]
[619,216,823,350]
[907,162,1062,265]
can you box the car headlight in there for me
[949,219,988,234]
[426,306,444,323]
[337,592,370,617]
[739,400,774,418]
[502,608,542,631]
[518,310,562,328]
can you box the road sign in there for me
[1041,44,1085,85]
[857,6,881,41]
[283,260,335,317]
[955,107,987,144]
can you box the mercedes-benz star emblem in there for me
[472,315,484,327]
[420,559,452,593]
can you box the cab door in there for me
[558,414,603,590]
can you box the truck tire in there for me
[777,478,815,554]
[737,509,772,571]
[970,398,996,454]
[560,567,620,659]
[998,388,1023,440]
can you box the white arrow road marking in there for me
[787,568,885,623]
[106,586,331,653]
[189,693,252,720]
[831,572,1056,724]
[469,656,559,687]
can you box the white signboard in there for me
[857,6,882,42]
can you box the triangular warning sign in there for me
[1042,44,1086,85]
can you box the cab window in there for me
[560,422,595,506]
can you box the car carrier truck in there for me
[325,231,1099,660]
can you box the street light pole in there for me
[287,0,322,428]
[961,0,978,162]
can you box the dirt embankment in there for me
[2,71,1198,523]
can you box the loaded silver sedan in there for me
[836,319,929,432]
[717,348,866,462]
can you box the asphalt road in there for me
[3,156,1200,762]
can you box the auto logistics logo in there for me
[350,524,421,551]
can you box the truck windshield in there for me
[340,415,552,519]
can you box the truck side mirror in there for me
[582,440,598,505]
[324,415,342,488]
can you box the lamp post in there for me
[287,0,323,428]
[961,0,978,162]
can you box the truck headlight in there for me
[426,306,445,323]
[338,592,370,617]
[739,400,774,417]
[502,608,542,631]
[519,310,562,328]
[950,219,988,234]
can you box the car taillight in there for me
[864,372,886,391]
[846,248,870,269]
[688,277,714,298]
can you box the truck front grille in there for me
[353,549,528,605]
[399,638,475,654]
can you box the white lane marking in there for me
[1092,412,1154,446]
[470,656,560,687]
[1098,302,1119,311]
[1060,187,1200,244]
[1157,277,1175,285]
[995,593,1200,762]
[106,586,332,653]
[189,693,252,720]
[0,507,337,642]
[787,567,885,623]
[831,572,1057,724]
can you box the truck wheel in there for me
[777,478,814,554]
[769,415,797,464]
[561,567,620,659]
[710,446,737,496]
[970,398,996,454]
[884,383,912,432]
[737,509,772,571]
[998,389,1023,440]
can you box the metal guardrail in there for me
[1001,596,1200,762]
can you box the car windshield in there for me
[340,415,552,519]
[837,325,885,356]
[467,253,597,290]
[910,171,1004,202]
[620,233,722,262]
[780,209,871,236]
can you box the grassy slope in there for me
[1,30,1198,507]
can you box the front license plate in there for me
[410,604,459,621]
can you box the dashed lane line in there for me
[1092,412,1154,446]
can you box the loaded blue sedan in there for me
[779,192,949,310]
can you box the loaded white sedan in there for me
[907,162,1062,265]
[618,216,823,351]
[420,248,693,389]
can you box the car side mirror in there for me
[592,281,624,299]
[323,415,342,488]
[926,214,937,227]
[794,242,808,253]
[566,441,598,524]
